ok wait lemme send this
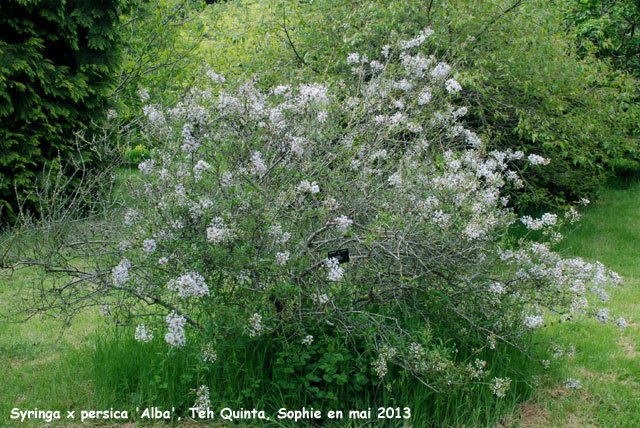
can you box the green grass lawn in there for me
[504,179,640,428]
[1,180,639,427]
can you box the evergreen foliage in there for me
[0,0,123,222]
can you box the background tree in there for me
[567,0,640,75]
[0,0,123,222]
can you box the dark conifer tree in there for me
[0,0,123,222]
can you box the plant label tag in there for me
[328,248,349,264]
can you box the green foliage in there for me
[114,0,210,110]
[0,0,123,222]
[90,324,538,427]
[566,0,640,76]
[122,144,150,165]
[204,0,640,211]
[436,0,640,211]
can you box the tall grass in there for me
[90,322,541,427]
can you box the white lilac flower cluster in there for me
[528,153,550,166]
[167,271,209,298]
[399,27,436,50]
[142,238,156,255]
[193,160,211,182]
[200,342,217,363]
[193,385,211,411]
[524,315,545,329]
[311,292,330,305]
[468,359,487,379]
[373,346,397,378]
[247,313,264,337]
[269,223,291,244]
[296,180,320,194]
[445,79,462,94]
[491,377,512,398]
[275,251,290,266]
[334,215,353,233]
[165,311,186,347]
[565,378,582,390]
[325,257,344,282]
[615,317,628,330]
[111,258,131,287]
[134,323,153,342]
[206,217,236,245]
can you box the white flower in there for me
[272,85,290,95]
[142,104,164,126]
[418,87,432,105]
[491,377,512,398]
[275,251,290,266]
[206,217,236,244]
[394,79,413,91]
[142,238,156,255]
[334,215,353,233]
[201,343,217,363]
[596,308,609,324]
[565,378,582,389]
[323,197,339,211]
[135,323,153,343]
[524,315,545,329]
[325,257,344,282]
[445,78,462,94]
[193,385,211,411]
[248,313,264,337]
[289,137,307,156]
[489,282,506,295]
[297,180,320,194]
[137,88,150,102]
[311,292,330,305]
[431,62,451,80]
[112,258,131,287]
[250,151,268,175]
[388,171,403,186]
[615,317,628,330]
[124,209,139,226]
[167,271,209,298]
[193,160,211,182]
[165,311,186,347]
[373,346,397,378]
[347,52,361,64]
[269,223,291,244]
[297,83,329,106]
[369,60,384,72]
[138,159,154,175]
[181,123,200,154]
[302,335,314,346]
[221,171,234,187]
[206,69,225,83]
[158,257,169,266]
[401,27,434,49]
[106,109,118,120]
[528,153,550,166]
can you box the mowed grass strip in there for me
[507,179,640,428]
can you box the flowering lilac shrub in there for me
[36,29,623,394]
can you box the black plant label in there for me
[328,248,349,264]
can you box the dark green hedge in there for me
[0,0,123,222]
